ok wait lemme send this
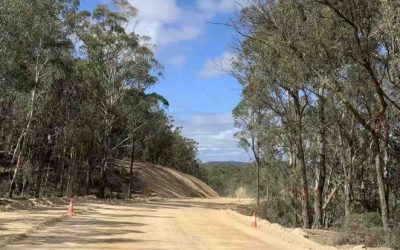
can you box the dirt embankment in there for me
[0,197,67,213]
[0,162,218,212]
[127,162,219,198]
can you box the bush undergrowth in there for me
[336,213,399,249]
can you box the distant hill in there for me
[205,161,248,167]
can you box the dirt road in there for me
[5,198,336,250]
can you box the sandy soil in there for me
[126,162,219,198]
[0,207,67,246]
[1,198,346,250]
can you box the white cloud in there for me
[174,113,250,162]
[127,0,202,46]
[169,54,186,68]
[132,20,161,40]
[129,0,181,22]
[198,51,236,78]
[197,0,249,14]
[126,0,247,47]
[158,26,202,45]
[212,129,236,140]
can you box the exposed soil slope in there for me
[128,162,219,198]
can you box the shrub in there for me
[258,198,298,227]
[336,213,400,249]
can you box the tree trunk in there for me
[85,159,92,195]
[99,123,111,199]
[99,156,107,199]
[8,54,43,198]
[382,115,390,215]
[66,148,77,197]
[373,137,390,231]
[21,180,26,197]
[9,87,37,198]
[293,93,310,229]
[42,162,51,197]
[65,162,72,196]
[35,163,44,198]
[59,158,65,197]
[296,135,310,229]
[251,135,261,208]
[128,138,135,198]
[9,152,23,198]
[344,175,352,218]
[313,89,326,229]
[256,160,260,208]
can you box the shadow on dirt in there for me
[4,199,241,248]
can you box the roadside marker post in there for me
[250,210,257,227]
[67,198,74,217]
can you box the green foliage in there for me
[231,0,400,244]
[0,0,199,199]
[258,199,298,227]
[200,164,243,196]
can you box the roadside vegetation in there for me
[216,0,400,248]
[202,161,400,248]
[200,163,246,197]
[0,0,199,200]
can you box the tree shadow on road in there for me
[5,208,150,248]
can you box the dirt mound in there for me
[0,197,66,213]
[129,162,219,198]
[0,196,100,213]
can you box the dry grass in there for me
[336,213,399,249]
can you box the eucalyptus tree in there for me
[233,99,272,208]
[232,0,400,236]
[74,5,160,198]
[119,89,169,197]
[0,0,200,199]
[232,5,314,227]
[299,0,399,231]
[0,0,78,198]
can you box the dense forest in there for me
[224,0,400,247]
[0,0,199,199]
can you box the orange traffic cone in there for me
[67,198,74,217]
[250,210,257,227]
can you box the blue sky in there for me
[80,0,251,162]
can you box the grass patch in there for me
[336,213,400,249]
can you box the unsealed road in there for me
[5,198,335,250]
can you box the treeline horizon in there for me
[0,0,199,199]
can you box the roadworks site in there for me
[0,163,391,250]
